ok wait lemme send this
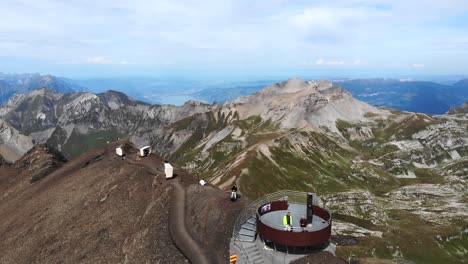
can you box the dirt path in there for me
[168,179,211,264]
[125,155,211,264]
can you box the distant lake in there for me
[157,94,199,105]
[141,93,200,105]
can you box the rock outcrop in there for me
[14,144,67,183]
[224,78,388,131]
[0,119,34,161]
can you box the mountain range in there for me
[0,73,86,104]
[334,78,468,114]
[0,78,467,263]
[194,78,468,114]
[2,72,468,115]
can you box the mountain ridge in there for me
[0,77,466,263]
[0,73,85,104]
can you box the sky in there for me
[1,0,468,78]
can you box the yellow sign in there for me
[230,254,237,263]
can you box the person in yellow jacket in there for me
[283,211,293,231]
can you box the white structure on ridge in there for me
[140,146,151,157]
[116,147,123,156]
[164,163,173,179]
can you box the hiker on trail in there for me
[300,215,307,232]
[231,184,238,201]
[283,212,293,231]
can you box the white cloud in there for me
[313,59,346,66]
[315,59,325,65]
[84,57,130,65]
[302,59,350,66]
[327,60,345,65]
[412,63,425,68]
[0,0,467,73]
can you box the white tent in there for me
[116,147,123,156]
[139,146,151,157]
[164,163,173,179]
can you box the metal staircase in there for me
[237,214,257,242]
[231,190,329,264]
[243,242,264,264]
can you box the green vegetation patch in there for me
[82,153,105,168]
[337,209,467,264]
[61,129,125,159]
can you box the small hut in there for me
[164,163,173,179]
[139,146,151,157]
[116,147,123,156]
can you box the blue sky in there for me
[1,0,468,78]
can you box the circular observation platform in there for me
[256,198,332,248]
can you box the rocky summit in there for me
[0,78,467,263]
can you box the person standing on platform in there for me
[231,184,238,201]
[300,215,307,232]
[283,212,293,231]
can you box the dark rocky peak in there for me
[181,99,209,107]
[277,77,309,90]
[259,77,312,95]
[13,88,63,113]
[14,144,67,183]
[447,102,468,115]
[318,85,351,99]
[97,90,142,109]
[23,75,75,93]
[0,155,11,166]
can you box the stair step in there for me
[241,225,256,232]
[246,246,259,252]
[243,245,258,252]
[246,218,256,225]
[237,234,256,242]
[252,255,264,263]
[250,252,261,258]
[242,222,256,228]
[239,229,256,236]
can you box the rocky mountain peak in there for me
[0,155,11,166]
[274,77,310,92]
[0,119,34,161]
[447,102,468,115]
[14,144,67,183]
[182,99,205,106]
[97,90,139,109]
[258,77,325,96]
[224,78,385,130]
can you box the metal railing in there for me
[231,190,331,264]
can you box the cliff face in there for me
[0,88,218,159]
[0,119,34,161]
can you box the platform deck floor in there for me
[260,203,329,232]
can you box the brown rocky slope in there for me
[0,141,246,263]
